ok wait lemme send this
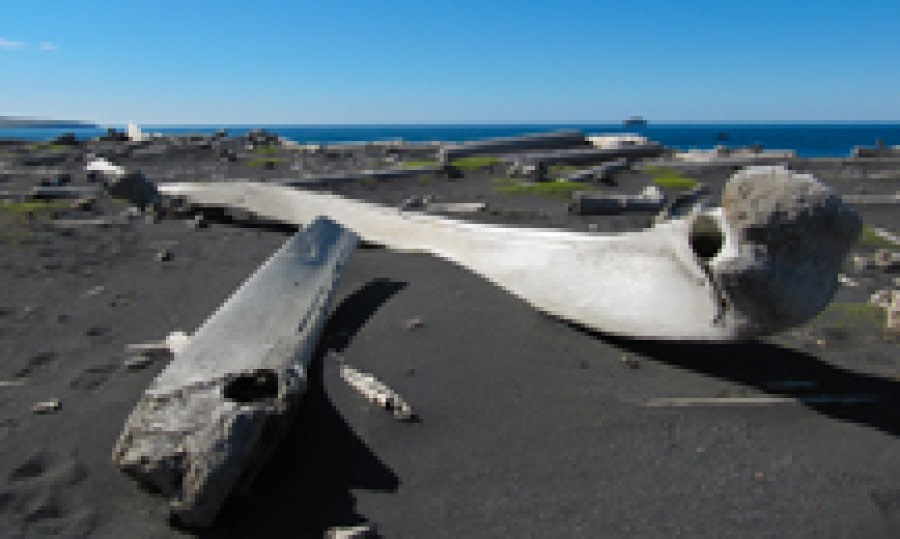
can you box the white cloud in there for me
[39,41,58,52]
[0,37,25,50]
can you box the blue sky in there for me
[2,0,899,124]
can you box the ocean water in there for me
[2,123,899,158]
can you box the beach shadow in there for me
[200,279,407,538]
[585,328,900,437]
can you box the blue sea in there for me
[2,123,899,159]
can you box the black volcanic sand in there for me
[0,139,898,537]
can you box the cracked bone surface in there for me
[112,217,357,527]
[159,166,860,340]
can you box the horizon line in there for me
[109,120,900,128]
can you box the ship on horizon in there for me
[623,116,648,127]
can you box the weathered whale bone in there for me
[159,166,861,340]
[112,217,357,526]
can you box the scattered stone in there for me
[82,285,105,298]
[404,317,425,330]
[619,355,640,369]
[32,399,61,414]
[838,274,859,287]
[869,289,894,309]
[85,326,109,337]
[122,206,142,219]
[156,249,173,262]
[0,380,25,388]
[870,227,900,246]
[339,362,417,422]
[72,196,96,211]
[107,171,160,208]
[124,355,156,370]
[871,249,900,271]
[852,255,870,272]
[188,214,207,229]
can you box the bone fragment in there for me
[158,166,860,340]
[112,217,357,526]
[842,192,900,204]
[338,363,416,422]
[126,331,190,357]
[870,227,900,246]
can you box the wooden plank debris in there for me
[112,217,357,526]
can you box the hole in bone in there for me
[689,214,725,261]
[223,369,279,403]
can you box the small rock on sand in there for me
[32,399,61,414]
[404,317,424,330]
[124,355,156,370]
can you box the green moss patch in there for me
[807,302,885,331]
[451,156,502,172]
[857,225,897,249]
[492,178,584,198]
[645,166,698,191]
[247,157,286,167]
[399,159,439,168]
[0,200,72,214]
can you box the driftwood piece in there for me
[568,186,666,215]
[562,158,630,182]
[112,217,357,526]
[284,165,444,187]
[509,146,662,167]
[440,130,588,163]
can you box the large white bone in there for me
[159,166,861,340]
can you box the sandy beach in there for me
[0,133,898,537]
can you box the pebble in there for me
[32,399,61,414]
[124,355,156,370]
[82,285,105,298]
[620,355,640,369]
[156,249,173,262]
[187,214,207,228]
[404,317,425,330]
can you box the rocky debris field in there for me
[0,132,898,537]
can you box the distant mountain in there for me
[0,116,97,128]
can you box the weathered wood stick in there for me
[568,186,666,215]
[509,146,662,167]
[112,217,357,527]
[440,130,588,162]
